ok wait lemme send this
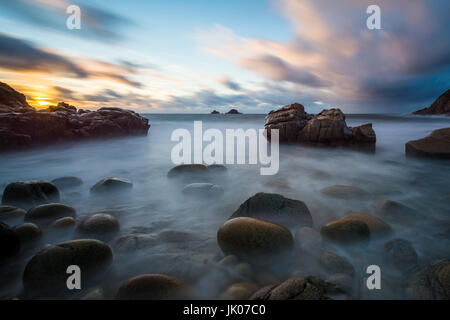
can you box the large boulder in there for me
[0,221,21,261]
[343,213,392,238]
[0,82,150,151]
[406,259,450,300]
[265,104,376,146]
[229,192,312,229]
[250,276,346,300]
[2,180,60,209]
[217,217,294,265]
[77,213,120,240]
[23,239,113,296]
[413,89,450,115]
[405,128,450,159]
[115,274,188,300]
[13,223,42,243]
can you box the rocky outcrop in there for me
[0,82,150,151]
[226,109,242,114]
[405,128,450,159]
[413,89,450,115]
[211,110,220,114]
[265,103,376,146]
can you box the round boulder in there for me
[51,176,83,189]
[0,221,21,261]
[90,177,133,195]
[23,239,113,295]
[344,213,392,238]
[217,217,294,265]
[13,223,42,243]
[26,203,76,225]
[321,185,367,199]
[229,192,312,229]
[77,213,120,239]
[2,180,60,209]
[321,218,370,246]
[115,274,188,300]
[50,216,77,229]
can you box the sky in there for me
[0,0,449,114]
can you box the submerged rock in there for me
[321,218,370,246]
[51,176,83,189]
[115,274,188,300]
[26,203,76,225]
[1,180,60,209]
[0,221,20,261]
[413,89,450,115]
[0,205,26,222]
[13,223,42,243]
[217,217,294,265]
[50,216,77,229]
[229,192,312,229]
[319,251,355,276]
[383,238,419,274]
[90,177,133,195]
[321,185,367,199]
[0,82,150,151]
[374,200,424,225]
[77,213,120,239]
[250,276,346,300]
[167,164,210,181]
[406,259,450,300]
[182,183,224,197]
[405,128,450,159]
[264,103,376,147]
[23,239,113,295]
[294,227,322,257]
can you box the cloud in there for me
[0,33,143,88]
[198,0,450,112]
[218,76,242,91]
[0,33,87,77]
[0,0,132,42]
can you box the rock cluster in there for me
[264,103,376,146]
[405,128,450,159]
[0,82,150,151]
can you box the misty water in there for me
[1,113,450,299]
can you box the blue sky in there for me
[0,0,449,113]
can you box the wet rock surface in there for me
[13,223,42,243]
[90,178,133,195]
[77,213,120,239]
[0,205,26,223]
[217,217,294,265]
[25,203,76,225]
[320,218,370,246]
[383,238,419,273]
[250,276,346,300]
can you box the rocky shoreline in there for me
[0,82,150,152]
[1,164,449,300]
[413,89,450,116]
